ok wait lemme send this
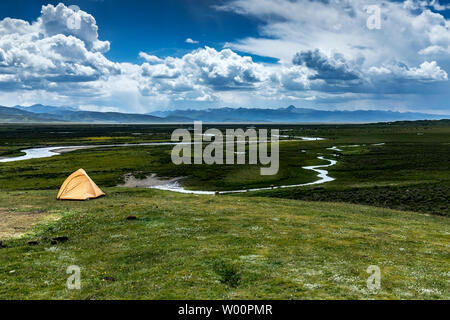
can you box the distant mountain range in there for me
[0,104,448,123]
[148,105,449,123]
[0,105,164,123]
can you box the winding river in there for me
[0,142,186,163]
[0,137,326,163]
[151,156,337,195]
[0,138,338,194]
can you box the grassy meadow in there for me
[0,122,449,215]
[0,188,448,299]
[0,121,449,299]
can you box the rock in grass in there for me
[126,215,137,220]
[28,241,39,246]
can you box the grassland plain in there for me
[0,122,449,215]
[0,188,448,299]
[250,141,450,216]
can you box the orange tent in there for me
[57,169,105,200]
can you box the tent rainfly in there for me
[57,169,105,200]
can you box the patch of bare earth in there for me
[118,173,183,188]
[0,208,58,239]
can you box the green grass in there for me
[0,140,324,192]
[0,122,449,300]
[0,188,448,299]
[250,142,450,216]
[252,183,450,217]
[2,123,449,215]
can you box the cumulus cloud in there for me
[293,49,361,81]
[217,0,450,68]
[214,0,449,106]
[291,48,447,88]
[0,3,119,93]
[369,61,448,81]
[0,1,448,113]
[138,46,271,100]
[39,3,110,53]
[277,65,312,91]
[139,52,163,64]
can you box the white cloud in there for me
[218,0,450,68]
[419,45,450,55]
[404,0,450,11]
[0,3,120,94]
[278,65,312,91]
[39,3,110,53]
[212,0,449,107]
[139,52,163,64]
[185,38,199,44]
[138,46,272,99]
[0,1,448,113]
[369,60,448,81]
[408,61,448,80]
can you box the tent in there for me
[57,169,105,200]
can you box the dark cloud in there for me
[293,49,360,81]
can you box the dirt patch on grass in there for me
[0,208,58,239]
[118,173,183,188]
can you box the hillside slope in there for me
[0,188,448,299]
[0,106,60,123]
[2,105,165,123]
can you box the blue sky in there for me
[0,0,449,114]
[0,0,269,62]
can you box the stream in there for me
[151,155,337,195]
[0,138,338,195]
